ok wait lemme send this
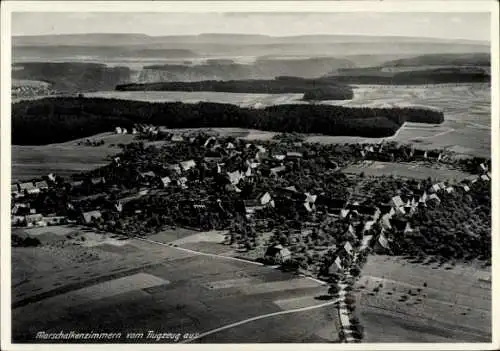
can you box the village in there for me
[10,125,491,342]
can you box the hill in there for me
[12,62,131,93]
[381,53,490,67]
[115,77,354,101]
[12,97,444,145]
[322,67,490,85]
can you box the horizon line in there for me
[12,32,490,43]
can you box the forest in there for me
[12,62,131,93]
[323,68,490,85]
[12,97,444,145]
[116,77,354,101]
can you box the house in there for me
[361,235,373,249]
[44,216,66,225]
[429,183,441,193]
[363,145,375,153]
[160,176,171,187]
[227,170,244,185]
[243,200,266,217]
[428,193,441,204]
[225,184,242,193]
[445,186,454,193]
[246,160,260,169]
[24,213,44,226]
[258,192,273,206]
[48,173,56,182]
[481,174,490,181]
[286,151,303,160]
[180,160,196,172]
[90,177,106,186]
[167,164,182,174]
[171,135,184,142]
[70,180,84,188]
[390,196,405,209]
[203,136,217,148]
[115,127,123,134]
[343,241,354,256]
[270,165,286,177]
[18,182,39,195]
[349,205,381,220]
[177,177,188,189]
[462,184,471,192]
[11,215,25,226]
[413,149,428,160]
[340,209,351,219]
[139,171,156,179]
[427,150,442,161]
[304,193,317,204]
[404,222,414,234]
[480,163,488,172]
[11,184,20,197]
[81,210,102,224]
[114,201,123,212]
[363,220,376,233]
[303,202,315,213]
[34,180,49,191]
[226,142,236,150]
[273,154,286,161]
[132,128,138,134]
[12,203,30,215]
[381,213,392,229]
[265,244,292,264]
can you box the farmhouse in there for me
[167,164,182,174]
[180,160,196,172]
[171,135,184,142]
[270,165,287,177]
[34,180,49,191]
[19,182,39,195]
[81,210,102,224]
[24,213,44,226]
[265,244,292,264]
[286,151,303,160]
[258,192,273,206]
[43,216,66,225]
[115,127,123,134]
[242,200,266,217]
[160,176,171,187]
[227,171,244,185]
[390,196,405,209]
[11,184,20,197]
[90,177,106,186]
[427,150,442,161]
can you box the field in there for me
[325,83,490,157]
[343,161,472,182]
[83,91,304,108]
[12,226,337,343]
[11,132,136,182]
[354,255,491,343]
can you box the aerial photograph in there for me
[5,5,493,346]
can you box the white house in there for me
[227,171,244,185]
[180,160,196,172]
[115,127,123,134]
[390,196,405,209]
[343,241,354,256]
[160,176,171,187]
[259,192,273,206]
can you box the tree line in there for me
[12,97,444,145]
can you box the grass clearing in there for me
[343,161,472,181]
[355,255,491,342]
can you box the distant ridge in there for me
[13,33,489,46]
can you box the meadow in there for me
[12,226,335,343]
[354,255,491,343]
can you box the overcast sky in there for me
[12,12,490,41]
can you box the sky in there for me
[12,12,490,41]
